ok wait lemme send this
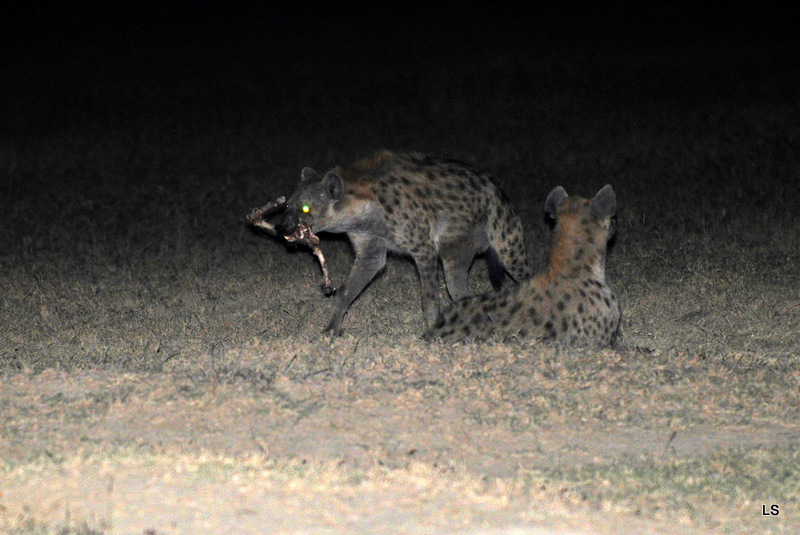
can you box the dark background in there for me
[4,4,797,134]
[3,4,798,281]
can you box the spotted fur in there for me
[273,150,532,335]
[425,185,619,347]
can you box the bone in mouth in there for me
[248,197,336,296]
[247,196,286,234]
[285,223,337,296]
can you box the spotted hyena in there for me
[272,150,532,335]
[425,184,619,347]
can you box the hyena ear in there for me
[301,167,319,183]
[545,186,569,219]
[322,171,345,201]
[591,185,616,219]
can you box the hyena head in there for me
[272,167,345,236]
[544,184,616,249]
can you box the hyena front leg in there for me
[324,235,387,335]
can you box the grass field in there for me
[2,26,799,534]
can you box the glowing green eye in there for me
[302,205,310,213]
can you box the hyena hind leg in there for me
[439,240,475,302]
[413,251,441,328]
[485,247,505,290]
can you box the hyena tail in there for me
[486,247,505,291]
[487,190,532,284]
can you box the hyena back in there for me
[273,150,531,335]
[425,184,619,347]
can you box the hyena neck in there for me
[327,198,387,235]
[546,216,607,284]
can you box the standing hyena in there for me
[272,150,531,335]
[425,184,619,347]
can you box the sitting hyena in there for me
[425,184,619,347]
[273,150,531,335]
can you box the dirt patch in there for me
[2,340,798,534]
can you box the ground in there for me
[2,14,800,534]
[2,338,799,533]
